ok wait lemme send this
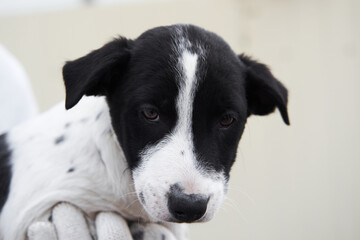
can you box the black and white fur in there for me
[0,24,289,240]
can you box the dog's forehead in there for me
[128,25,244,97]
[133,25,237,61]
[113,25,248,176]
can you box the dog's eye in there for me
[220,114,234,127]
[143,108,159,121]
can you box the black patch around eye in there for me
[64,122,71,128]
[54,135,65,145]
[191,55,247,176]
[67,167,75,173]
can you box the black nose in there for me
[167,185,208,222]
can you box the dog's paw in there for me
[130,222,177,240]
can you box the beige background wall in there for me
[1,0,359,239]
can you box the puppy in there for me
[0,24,289,240]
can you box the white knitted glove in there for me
[27,203,132,240]
[27,203,178,240]
[96,211,133,240]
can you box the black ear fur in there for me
[62,37,131,109]
[239,54,290,125]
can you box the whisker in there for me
[226,186,258,207]
[125,198,140,210]
[223,197,249,223]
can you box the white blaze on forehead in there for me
[138,35,201,168]
[137,46,201,176]
[175,49,199,151]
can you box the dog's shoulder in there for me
[4,96,110,186]
[8,96,107,143]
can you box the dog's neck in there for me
[73,96,149,221]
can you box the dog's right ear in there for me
[62,38,132,109]
[239,54,290,125]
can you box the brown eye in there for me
[143,108,159,121]
[220,114,234,127]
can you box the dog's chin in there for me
[147,213,213,224]
[169,214,214,223]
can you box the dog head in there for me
[62,24,289,223]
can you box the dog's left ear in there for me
[63,37,132,109]
[239,54,290,125]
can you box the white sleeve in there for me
[0,44,39,134]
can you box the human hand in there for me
[27,203,177,240]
